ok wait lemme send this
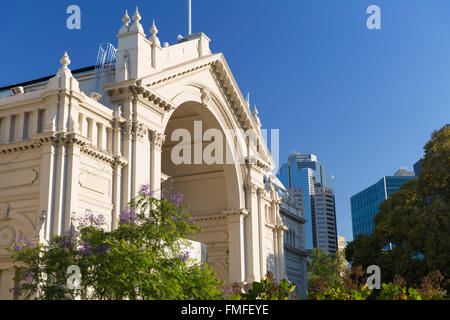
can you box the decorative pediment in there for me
[139,54,275,170]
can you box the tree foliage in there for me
[9,186,223,300]
[346,125,450,287]
[307,247,345,291]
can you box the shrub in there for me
[9,185,223,300]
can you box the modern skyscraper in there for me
[277,153,338,254]
[413,160,423,176]
[351,169,416,237]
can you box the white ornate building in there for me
[0,8,289,299]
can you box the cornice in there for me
[105,80,174,112]
[0,132,127,167]
[195,209,248,225]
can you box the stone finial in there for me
[47,51,80,91]
[60,51,71,69]
[129,7,145,33]
[150,19,158,37]
[253,105,261,128]
[132,7,141,23]
[118,9,131,34]
[149,20,161,46]
[122,9,131,26]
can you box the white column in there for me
[245,182,261,282]
[277,227,287,280]
[40,142,56,241]
[64,141,80,232]
[227,210,247,284]
[52,141,66,236]
[112,161,122,229]
[257,188,266,279]
[272,227,279,281]
[150,131,164,193]
[133,122,151,192]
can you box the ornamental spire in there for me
[132,7,141,24]
[129,6,144,33]
[122,9,131,26]
[60,51,71,70]
[253,105,261,128]
[150,19,158,37]
[118,9,131,34]
[149,19,161,46]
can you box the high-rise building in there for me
[351,169,416,237]
[277,153,338,254]
[413,160,422,176]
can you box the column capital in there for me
[132,120,149,142]
[244,182,259,195]
[151,130,165,151]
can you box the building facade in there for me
[337,235,346,252]
[413,160,422,176]
[268,175,308,298]
[351,170,416,237]
[277,153,338,254]
[0,9,288,299]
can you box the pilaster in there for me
[244,181,261,282]
[225,209,248,283]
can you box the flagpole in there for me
[188,0,192,35]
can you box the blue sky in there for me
[1,1,449,244]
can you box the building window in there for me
[9,115,16,143]
[23,112,30,139]
[37,109,45,133]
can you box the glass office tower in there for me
[277,153,338,254]
[351,173,416,237]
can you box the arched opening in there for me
[161,100,242,282]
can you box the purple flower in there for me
[13,238,35,251]
[119,206,139,225]
[78,242,93,257]
[9,287,20,296]
[96,244,111,255]
[170,192,183,207]
[224,287,233,299]
[79,209,106,228]
[23,271,34,282]
[138,184,153,198]
[179,251,190,262]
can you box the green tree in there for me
[307,248,345,294]
[9,185,223,300]
[346,125,450,287]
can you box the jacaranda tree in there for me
[9,185,223,300]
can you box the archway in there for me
[161,100,242,282]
